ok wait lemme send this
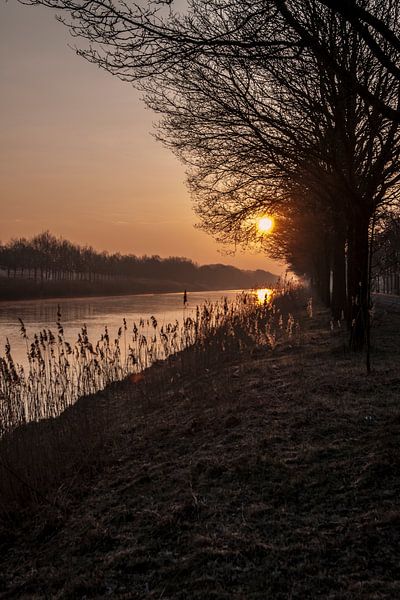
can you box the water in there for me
[0,290,246,368]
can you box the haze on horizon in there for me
[0,2,283,274]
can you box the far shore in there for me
[0,286,247,307]
[0,279,271,304]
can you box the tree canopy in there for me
[20,0,400,349]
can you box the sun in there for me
[257,216,274,233]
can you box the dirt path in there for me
[0,301,399,599]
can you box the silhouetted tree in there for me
[20,0,400,349]
[23,0,400,121]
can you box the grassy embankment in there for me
[0,290,399,599]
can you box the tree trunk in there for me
[315,249,331,307]
[347,215,370,350]
[331,227,347,321]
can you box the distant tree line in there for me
[0,231,277,291]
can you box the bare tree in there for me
[20,0,400,350]
[141,4,400,337]
[22,0,400,121]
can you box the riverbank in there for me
[0,293,399,598]
[0,232,278,303]
[0,272,278,303]
[0,276,222,302]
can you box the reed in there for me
[0,284,306,515]
[0,287,301,439]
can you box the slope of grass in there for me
[0,296,399,599]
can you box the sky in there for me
[0,2,283,274]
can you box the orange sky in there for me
[0,2,283,274]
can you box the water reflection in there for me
[256,288,273,304]
[0,290,244,367]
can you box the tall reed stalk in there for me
[0,286,300,438]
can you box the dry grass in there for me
[0,291,399,599]
[1,292,286,437]
[0,288,296,514]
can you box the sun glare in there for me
[257,216,274,233]
[256,288,273,304]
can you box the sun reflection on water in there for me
[256,288,273,304]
